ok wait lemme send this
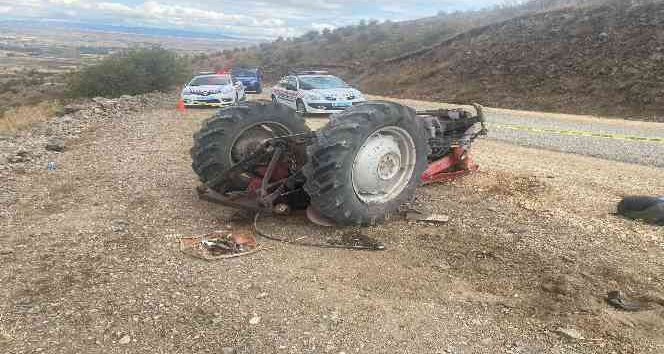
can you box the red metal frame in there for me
[420,147,478,185]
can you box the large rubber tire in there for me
[618,196,664,225]
[191,101,310,192]
[303,101,430,225]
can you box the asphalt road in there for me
[367,94,664,168]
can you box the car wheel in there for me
[296,99,307,115]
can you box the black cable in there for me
[253,212,385,251]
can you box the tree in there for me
[303,30,320,41]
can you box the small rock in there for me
[556,327,584,341]
[56,115,74,124]
[221,347,236,354]
[8,151,30,163]
[256,292,269,299]
[111,219,129,233]
[598,32,609,42]
[62,104,85,115]
[248,316,261,325]
[406,212,450,223]
[0,248,14,255]
[118,334,131,345]
[46,138,66,152]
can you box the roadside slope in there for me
[360,2,664,120]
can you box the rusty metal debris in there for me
[180,231,261,260]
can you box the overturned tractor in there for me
[191,100,486,226]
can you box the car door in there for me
[284,76,299,109]
[274,77,289,104]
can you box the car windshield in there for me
[233,69,257,77]
[189,76,230,86]
[299,76,349,90]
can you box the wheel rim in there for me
[296,101,306,115]
[351,126,417,204]
[229,122,291,164]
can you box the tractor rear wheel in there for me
[303,101,430,225]
[191,101,310,193]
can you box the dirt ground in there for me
[1,97,663,353]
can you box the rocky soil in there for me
[1,94,663,353]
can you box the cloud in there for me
[0,0,507,39]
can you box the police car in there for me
[181,73,246,107]
[271,71,366,114]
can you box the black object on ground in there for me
[607,290,642,312]
[617,196,664,225]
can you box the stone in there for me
[248,316,261,325]
[221,347,236,354]
[46,138,66,152]
[556,327,583,341]
[62,104,85,115]
[256,292,269,299]
[8,150,30,163]
[111,219,129,233]
[406,212,450,223]
[118,334,131,345]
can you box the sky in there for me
[0,0,512,40]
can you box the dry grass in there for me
[0,100,61,133]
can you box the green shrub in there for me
[67,47,191,98]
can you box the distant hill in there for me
[0,20,251,42]
[211,0,664,120]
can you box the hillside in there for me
[213,0,664,120]
[361,1,664,120]
[195,0,590,78]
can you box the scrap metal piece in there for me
[181,231,260,260]
[607,291,642,312]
